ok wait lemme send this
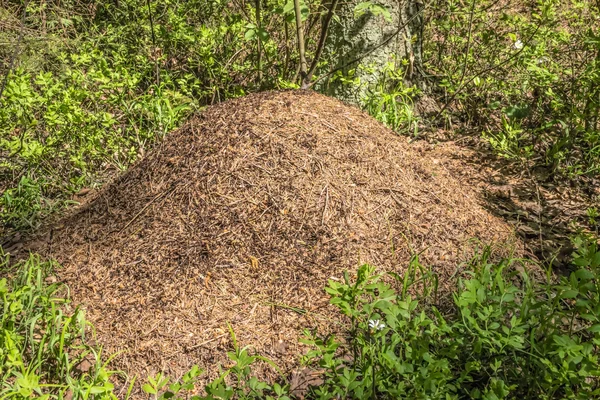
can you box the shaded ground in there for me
[9,90,519,389]
[415,134,599,269]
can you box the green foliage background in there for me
[425,0,600,177]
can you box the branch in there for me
[255,0,262,83]
[456,0,477,90]
[432,23,542,122]
[302,0,339,89]
[294,0,308,81]
[145,0,160,85]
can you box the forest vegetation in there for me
[0,0,600,398]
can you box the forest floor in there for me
[418,134,599,268]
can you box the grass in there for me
[0,250,125,399]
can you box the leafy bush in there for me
[362,62,420,137]
[0,1,195,229]
[303,239,600,399]
[0,0,321,231]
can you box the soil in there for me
[21,90,521,389]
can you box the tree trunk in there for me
[320,0,423,104]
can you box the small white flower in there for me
[514,39,524,50]
[368,319,385,331]
[536,56,549,64]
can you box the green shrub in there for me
[0,44,197,230]
[0,176,47,230]
[0,0,309,231]
[361,62,420,137]
[302,239,600,399]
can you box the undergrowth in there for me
[0,250,123,399]
[424,0,600,180]
[306,239,600,399]
[0,0,290,231]
[2,235,600,399]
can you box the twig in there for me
[524,161,545,256]
[294,0,308,82]
[118,184,182,233]
[145,0,160,86]
[255,0,262,83]
[456,0,477,91]
[321,184,329,225]
[187,333,229,351]
[432,23,542,122]
[263,302,307,315]
[302,0,340,88]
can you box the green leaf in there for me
[573,257,590,267]
[257,27,270,42]
[575,268,595,280]
[245,29,256,41]
[283,0,309,21]
[561,289,579,299]
[282,0,295,14]
[592,252,600,268]
[142,384,157,394]
[354,2,392,22]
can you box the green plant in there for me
[587,207,598,232]
[425,0,600,180]
[302,240,600,399]
[142,326,290,400]
[486,113,533,160]
[1,176,45,230]
[0,250,124,399]
[362,62,420,136]
[142,366,202,400]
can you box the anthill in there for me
[27,90,519,383]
